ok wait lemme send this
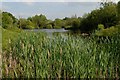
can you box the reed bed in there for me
[2,32,120,78]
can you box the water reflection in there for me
[24,28,81,38]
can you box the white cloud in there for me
[2,0,119,2]
[22,0,35,2]
[26,2,33,5]
[18,0,36,5]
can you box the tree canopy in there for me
[2,12,17,29]
[79,2,118,33]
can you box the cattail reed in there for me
[116,65,119,79]
[21,43,24,49]
[100,68,103,78]
[47,50,51,58]
[60,47,62,55]
[2,32,120,78]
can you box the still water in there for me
[25,28,69,33]
[25,28,70,37]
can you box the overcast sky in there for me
[2,2,102,20]
[1,0,119,20]
[1,0,119,2]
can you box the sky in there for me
[1,0,119,2]
[2,2,102,20]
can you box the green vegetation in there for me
[80,2,119,33]
[95,24,119,36]
[1,1,120,34]
[2,1,120,78]
[2,12,18,29]
[2,27,21,50]
[2,32,120,78]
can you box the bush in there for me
[98,24,104,30]
[46,24,53,29]
[80,3,118,33]
[95,25,118,36]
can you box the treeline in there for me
[2,11,81,29]
[1,1,120,34]
[80,2,120,33]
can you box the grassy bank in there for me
[2,27,21,50]
[2,31,120,78]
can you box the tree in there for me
[63,17,81,29]
[99,4,118,28]
[29,14,47,28]
[18,18,35,29]
[26,20,35,29]
[46,24,52,29]
[0,10,2,27]
[2,12,17,29]
[53,18,64,28]
[71,18,80,30]
[79,3,118,33]
[18,18,27,29]
[117,1,120,22]
[2,12,13,28]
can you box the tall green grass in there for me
[2,27,21,50]
[2,31,120,78]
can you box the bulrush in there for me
[100,68,103,78]
[116,65,119,79]
[31,45,34,54]
[19,40,22,44]
[96,68,98,78]
[60,47,62,55]
[21,43,24,50]
[9,53,12,68]
[2,32,120,78]
[47,50,51,58]
[8,39,11,44]
[5,64,8,77]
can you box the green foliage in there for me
[0,11,2,26]
[63,17,81,29]
[71,18,80,29]
[2,28,21,50]
[2,2,120,78]
[2,32,120,78]
[26,20,35,29]
[53,18,64,28]
[117,1,120,14]
[1,1,120,32]
[117,1,120,21]
[28,14,47,28]
[80,3,119,33]
[95,25,118,36]
[115,24,120,33]
[18,18,34,29]
[100,2,116,7]
[100,4,118,28]
[2,12,13,28]
[46,24,53,29]
[2,12,17,29]
[98,24,104,30]
[18,18,28,29]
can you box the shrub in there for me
[95,25,118,36]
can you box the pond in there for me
[24,28,71,37]
[25,28,69,32]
